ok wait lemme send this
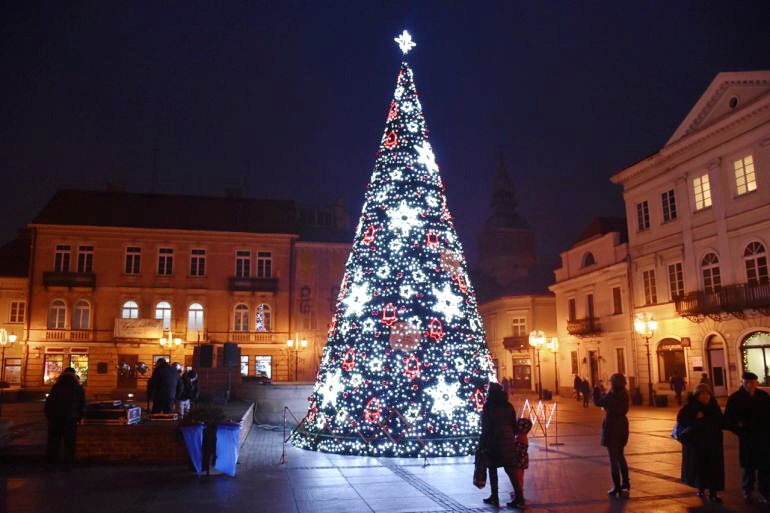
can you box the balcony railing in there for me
[45,329,93,341]
[228,331,276,343]
[502,335,528,351]
[676,283,770,321]
[567,317,602,337]
[228,277,278,293]
[43,271,96,288]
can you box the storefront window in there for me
[255,355,272,378]
[240,355,249,376]
[742,331,770,386]
[3,358,22,385]
[69,354,89,385]
[44,354,64,384]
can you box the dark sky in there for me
[2,1,770,291]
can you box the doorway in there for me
[657,338,686,383]
[588,351,599,385]
[117,354,138,389]
[706,336,728,396]
[510,357,532,389]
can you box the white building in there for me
[611,70,770,398]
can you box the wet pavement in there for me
[0,394,764,513]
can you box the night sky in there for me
[2,1,770,291]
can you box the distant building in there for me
[0,234,30,386]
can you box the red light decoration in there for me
[426,230,439,248]
[363,225,377,244]
[404,354,421,380]
[364,397,381,423]
[383,131,398,149]
[454,273,468,292]
[381,303,398,326]
[387,101,398,121]
[341,348,356,371]
[473,389,485,412]
[428,318,444,341]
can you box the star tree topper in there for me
[394,30,416,55]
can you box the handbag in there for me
[473,448,488,489]
[671,421,693,444]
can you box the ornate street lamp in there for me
[529,330,546,400]
[634,312,658,407]
[546,337,559,396]
[159,329,182,348]
[286,334,308,381]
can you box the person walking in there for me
[177,369,200,417]
[147,358,181,414]
[677,384,725,502]
[574,374,583,402]
[594,373,630,497]
[479,382,520,508]
[670,371,686,406]
[44,367,85,464]
[725,371,770,504]
[581,378,591,408]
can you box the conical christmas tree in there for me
[290,31,496,457]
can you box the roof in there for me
[0,235,30,277]
[32,189,298,235]
[572,217,628,247]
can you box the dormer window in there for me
[581,252,596,268]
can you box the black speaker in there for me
[194,344,214,368]
[223,342,240,368]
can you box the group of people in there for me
[573,375,604,407]
[147,358,199,415]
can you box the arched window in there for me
[48,300,67,329]
[742,332,770,385]
[122,300,139,319]
[701,253,721,294]
[745,242,769,286]
[155,301,172,330]
[256,304,271,332]
[188,303,204,331]
[581,252,596,268]
[234,304,249,332]
[72,300,91,330]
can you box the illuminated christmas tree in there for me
[290,31,495,457]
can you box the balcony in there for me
[502,335,528,351]
[45,329,93,341]
[228,331,276,343]
[43,271,96,288]
[228,277,278,293]
[567,317,602,338]
[676,283,770,322]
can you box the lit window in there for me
[668,262,684,300]
[636,201,650,231]
[155,301,172,330]
[256,304,271,332]
[72,300,91,330]
[54,245,71,272]
[240,355,249,376]
[734,155,757,196]
[693,174,712,210]
[125,247,141,274]
[701,253,721,294]
[235,250,251,278]
[745,242,769,286]
[9,300,26,323]
[157,248,174,276]
[188,303,204,331]
[642,270,657,305]
[234,304,249,331]
[190,248,206,277]
[661,190,677,222]
[257,252,272,278]
[255,355,272,378]
[122,300,139,319]
[48,300,67,329]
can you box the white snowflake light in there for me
[343,282,371,317]
[432,283,462,323]
[415,142,439,174]
[401,101,414,113]
[426,377,465,417]
[394,30,416,55]
[369,358,384,373]
[350,373,364,388]
[318,369,345,408]
[407,121,419,133]
[394,86,404,99]
[362,318,376,333]
[399,284,415,299]
[388,200,422,237]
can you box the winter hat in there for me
[517,417,533,434]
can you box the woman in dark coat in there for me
[594,373,630,497]
[677,383,725,502]
[479,382,519,507]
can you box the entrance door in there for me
[708,348,727,396]
[511,365,532,389]
[117,354,138,389]
[589,351,599,385]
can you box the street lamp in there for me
[286,334,308,381]
[0,328,18,382]
[634,312,658,407]
[546,337,559,396]
[529,330,546,400]
[159,329,182,348]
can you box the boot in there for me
[607,486,621,498]
[483,494,499,507]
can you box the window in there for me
[570,351,579,375]
[121,300,139,319]
[642,270,657,305]
[702,253,722,294]
[235,250,251,278]
[124,247,141,274]
[734,155,757,196]
[77,245,94,273]
[636,201,650,231]
[9,300,25,323]
[255,355,272,378]
[586,294,595,318]
[44,354,64,384]
[612,287,622,315]
[157,248,174,276]
[188,303,204,331]
[693,174,712,210]
[661,190,677,222]
[257,251,272,278]
[48,300,67,329]
[54,245,71,272]
[240,355,249,376]
[616,347,626,375]
[745,242,769,286]
[190,248,206,277]
[581,252,596,268]
[511,317,527,337]
[256,303,271,332]
[72,300,90,330]
[69,353,89,385]
[234,304,249,331]
[668,262,684,300]
[155,301,172,330]
[567,298,576,322]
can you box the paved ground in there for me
[0,394,765,513]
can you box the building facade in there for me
[611,71,770,398]
[0,237,29,386]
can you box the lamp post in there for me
[634,312,658,407]
[546,337,559,396]
[529,330,546,400]
[0,328,17,418]
[159,329,182,350]
[286,334,308,381]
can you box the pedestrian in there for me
[147,358,181,414]
[724,371,770,504]
[677,383,724,502]
[177,369,200,417]
[670,371,686,406]
[479,382,520,508]
[511,417,533,508]
[574,374,582,402]
[44,367,85,465]
[594,373,630,497]
[581,378,591,408]
[699,373,713,393]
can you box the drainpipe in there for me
[625,253,640,392]
[22,228,36,389]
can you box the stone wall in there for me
[236,382,313,426]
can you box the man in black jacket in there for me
[725,372,770,504]
[44,367,85,464]
[147,358,180,414]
